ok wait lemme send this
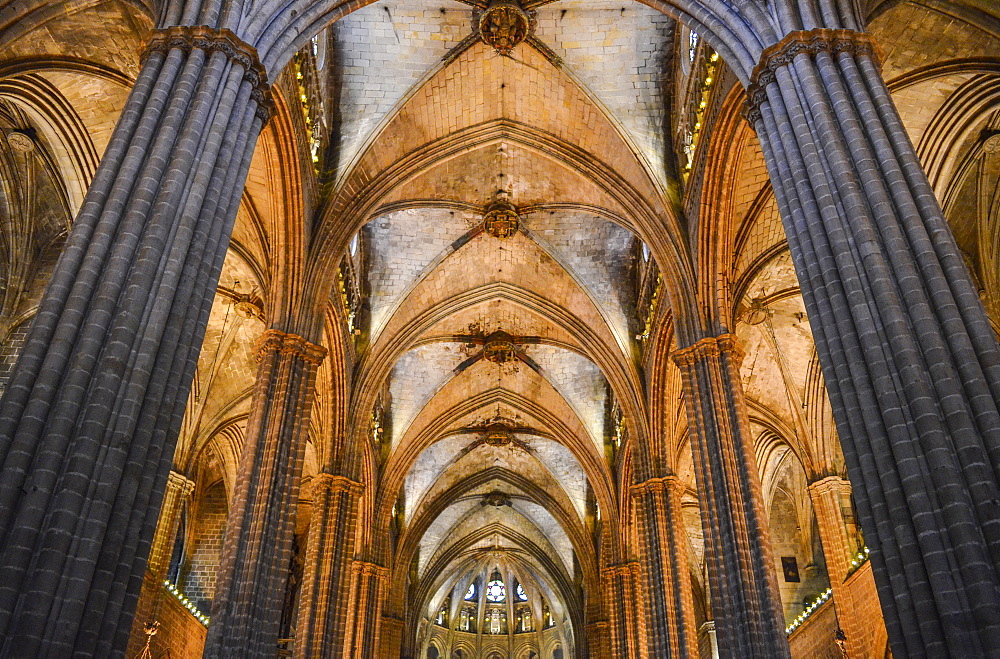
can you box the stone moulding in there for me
[353,561,390,579]
[743,28,884,125]
[255,328,328,364]
[670,333,743,368]
[310,472,364,496]
[628,475,682,498]
[142,25,275,121]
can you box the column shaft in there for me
[293,473,363,659]
[601,562,645,658]
[204,330,326,657]
[632,476,698,657]
[126,471,194,656]
[672,334,789,657]
[808,477,855,585]
[586,621,610,659]
[748,28,1000,656]
[345,561,389,659]
[0,26,268,657]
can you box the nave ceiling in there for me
[0,0,999,656]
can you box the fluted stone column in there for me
[293,472,363,659]
[0,25,270,657]
[748,28,1000,656]
[586,620,611,659]
[631,476,698,657]
[345,560,389,658]
[808,477,856,585]
[380,615,405,658]
[204,329,326,657]
[126,470,195,656]
[672,334,789,657]
[808,476,872,657]
[601,561,645,658]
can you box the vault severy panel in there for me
[522,344,608,448]
[388,342,472,446]
[329,0,473,178]
[522,210,639,349]
[533,0,674,186]
[363,208,478,339]
[419,502,568,577]
[403,431,589,525]
[335,39,662,212]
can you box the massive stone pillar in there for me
[747,28,1000,656]
[127,470,195,656]
[293,472,363,659]
[600,561,645,658]
[204,329,325,657]
[0,25,270,657]
[672,334,789,657]
[344,560,389,659]
[631,476,698,657]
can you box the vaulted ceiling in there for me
[327,1,679,651]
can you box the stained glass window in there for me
[486,578,506,602]
[516,583,527,601]
[465,583,476,600]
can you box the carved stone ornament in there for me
[142,25,275,122]
[479,0,531,56]
[983,133,1000,154]
[483,424,513,446]
[482,490,512,507]
[6,130,34,152]
[743,28,883,125]
[234,294,264,320]
[483,330,517,364]
[741,298,769,325]
[483,193,520,239]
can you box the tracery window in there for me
[486,578,506,602]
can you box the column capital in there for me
[745,28,882,124]
[808,475,852,496]
[255,329,327,365]
[601,561,641,579]
[352,560,389,580]
[671,333,743,368]
[141,25,275,121]
[166,469,195,498]
[309,472,364,496]
[629,474,684,498]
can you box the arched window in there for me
[688,30,699,62]
[486,570,506,602]
[464,582,476,600]
[427,645,439,659]
[515,583,527,601]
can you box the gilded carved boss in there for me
[479,0,530,56]
[483,194,520,239]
